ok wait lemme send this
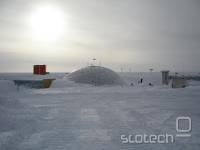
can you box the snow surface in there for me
[0,80,17,94]
[0,72,200,150]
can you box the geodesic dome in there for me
[67,66,125,86]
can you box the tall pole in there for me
[92,58,96,66]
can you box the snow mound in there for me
[0,80,17,93]
[67,66,126,86]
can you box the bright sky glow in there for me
[0,1,199,72]
[30,6,65,41]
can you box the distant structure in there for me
[92,58,96,66]
[149,68,154,72]
[14,79,55,89]
[68,66,126,86]
[33,65,47,75]
[161,70,188,88]
[161,70,169,85]
[171,78,187,88]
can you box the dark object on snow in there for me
[148,83,153,86]
[138,78,143,84]
[130,83,134,86]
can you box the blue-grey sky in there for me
[0,0,200,72]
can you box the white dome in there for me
[68,66,125,86]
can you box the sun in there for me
[30,5,65,41]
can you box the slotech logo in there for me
[176,116,192,137]
[121,116,192,144]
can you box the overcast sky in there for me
[0,0,200,72]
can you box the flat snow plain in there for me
[0,72,200,150]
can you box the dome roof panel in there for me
[68,66,125,86]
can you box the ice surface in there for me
[0,73,200,150]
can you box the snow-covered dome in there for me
[68,66,125,86]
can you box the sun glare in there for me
[30,6,65,41]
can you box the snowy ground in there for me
[0,73,200,150]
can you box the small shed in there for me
[171,78,187,88]
[33,65,47,75]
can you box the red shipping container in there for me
[33,65,46,75]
